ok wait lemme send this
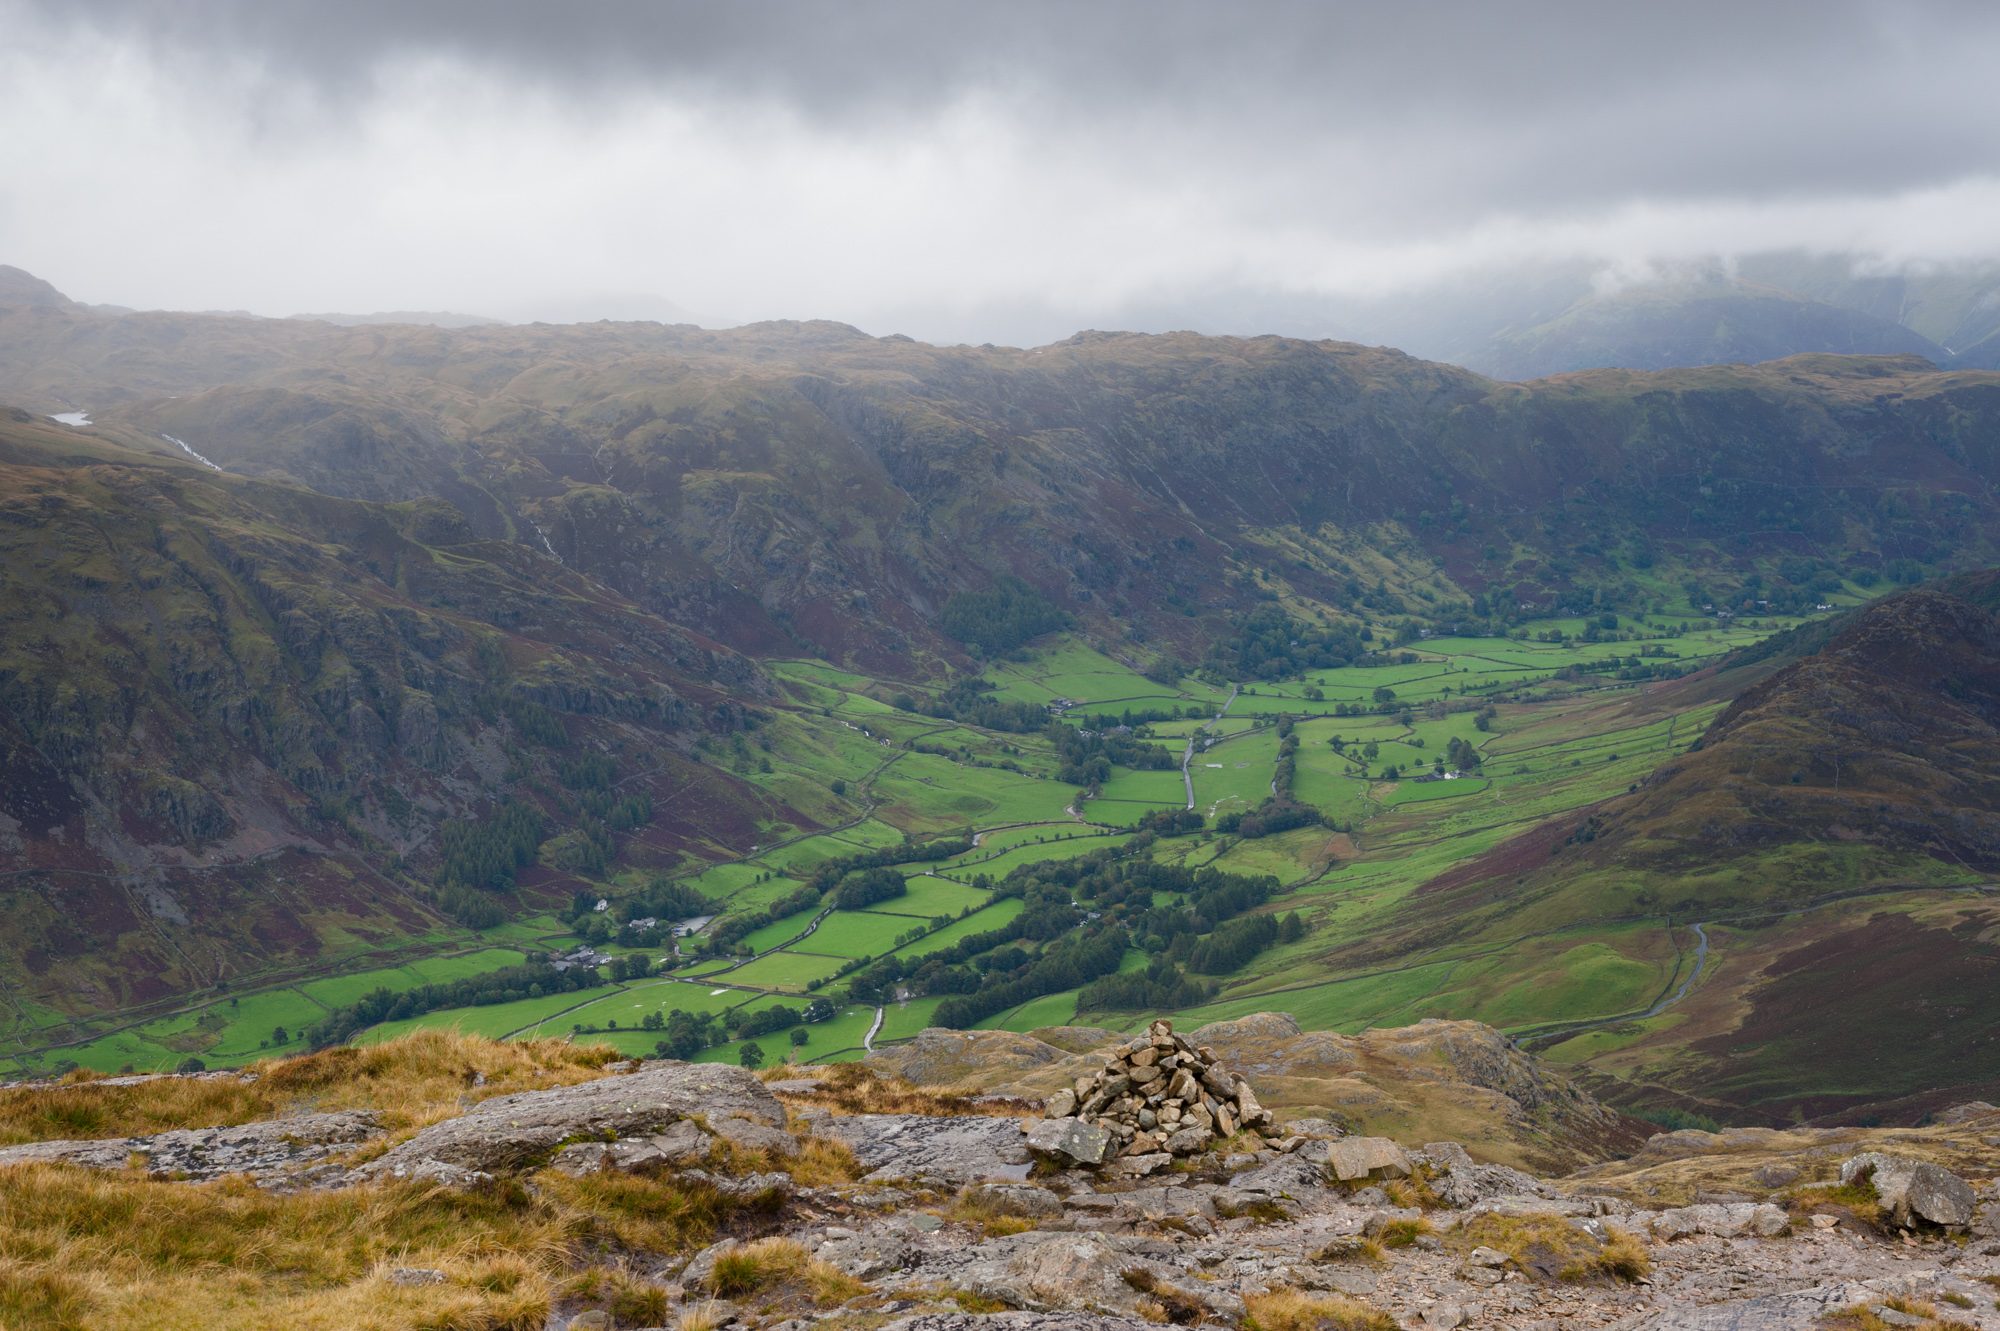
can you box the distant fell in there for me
[288,310,506,329]
[1477,279,1946,380]
[0,265,70,309]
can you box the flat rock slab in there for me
[353,1061,783,1184]
[905,1230,1243,1321]
[1232,1152,1328,1200]
[0,1109,380,1183]
[1615,1283,1894,1330]
[816,1112,1032,1184]
[884,1315,1166,1331]
[1324,1135,1411,1182]
[1633,1202,1790,1240]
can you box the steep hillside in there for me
[0,264,71,309]
[5,286,2000,669]
[1352,578,2000,1123]
[1578,574,2000,873]
[0,410,789,1027]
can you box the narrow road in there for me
[1182,685,1239,808]
[1517,922,1710,1049]
[1649,922,1709,1017]
[863,1006,885,1051]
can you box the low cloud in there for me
[5,0,1998,343]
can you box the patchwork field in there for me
[11,608,1862,1087]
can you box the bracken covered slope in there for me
[1360,579,2000,1123]
[0,410,786,1021]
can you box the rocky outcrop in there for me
[1024,1115,1115,1167]
[0,1108,378,1184]
[1840,1151,1976,1229]
[353,1061,783,1184]
[1626,1202,1791,1240]
[7,1040,2000,1331]
[550,1118,713,1175]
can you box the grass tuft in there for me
[1243,1287,1398,1331]
[699,1236,865,1306]
[1372,1216,1434,1249]
[1458,1212,1650,1284]
[677,1299,729,1331]
[1821,1295,1977,1330]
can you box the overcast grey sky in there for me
[4,0,1999,342]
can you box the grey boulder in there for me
[353,1060,784,1183]
[1024,1116,1115,1167]
[1840,1152,1975,1229]
[1322,1135,1412,1182]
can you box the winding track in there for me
[1181,685,1239,808]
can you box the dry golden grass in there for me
[1243,1287,1398,1331]
[1371,1215,1434,1249]
[1309,1235,1385,1264]
[947,1200,1038,1238]
[699,1236,866,1306]
[562,1263,671,1327]
[1821,1295,1976,1330]
[705,1131,862,1188]
[0,1149,744,1331]
[1457,1212,1651,1284]
[1782,1179,1884,1230]
[1381,1169,1444,1211]
[0,1031,618,1146]
[768,1063,1038,1118]
[783,1134,865,1186]
[946,1183,1046,1237]
[677,1298,731,1331]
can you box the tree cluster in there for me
[940,577,1071,655]
[1054,725,1175,787]
[1203,606,1368,679]
[438,801,545,891]
[1214,797,1321,839]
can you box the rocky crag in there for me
[1,1019,1997,1331]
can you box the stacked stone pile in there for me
[1031,1019,1282,1166]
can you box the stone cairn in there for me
[1033,1019,1276,1166]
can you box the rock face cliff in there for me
[0,1026,1995,1330]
